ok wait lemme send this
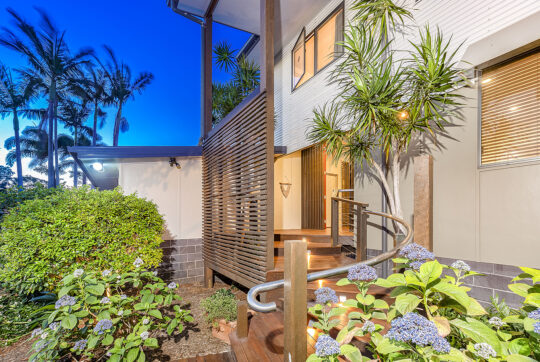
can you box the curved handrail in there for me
[247,208,413,312]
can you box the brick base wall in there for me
[366,248,527,308]
[158,239,204,284]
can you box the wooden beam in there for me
[413,155,433,251]
[236,301,248,339]
[204,0,220,18]
[201,15,213,138]
[283,240,307,362]
[204,265,214,288]
[261,0,275,271]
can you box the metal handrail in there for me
[247,209,413,312]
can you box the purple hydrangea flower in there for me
[142,318,150,325]
[55,295,76,309]
[361,320,376,334]
[528,308,540,320]
[347,264,378,282]
[409,260,425,270]
[101,269,112,277]
[120,294,127,300]
[315,335,340,357]
[167,282,177,289]
[34,340,49,352]
[93,319,113,335]
[399,243,435,262]
[534,322,540,334]
[100,297,110,304]
[474,343,496,359]
[451,260,470,272]
[73,339,87,351]
[315,287,338,305]
[133,257,144,268]
[73,269,84,278]
[386,313,450,353]
[48,322,60,331]
[140,331,150,340]
[31,328,43,338]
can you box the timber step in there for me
[273,241,342,256]
[274,229,334,243]
[269,254,355,276]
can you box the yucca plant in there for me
[308,1,466,234]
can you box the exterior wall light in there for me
[169,157,181,169]
[92,162,104,172]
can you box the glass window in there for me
[316,9,343,71]
[481,51,540,165]
[292,30,305,89]
[297,36,315,87]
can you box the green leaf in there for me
[465,298,487,316]
[61,315,77,329]
[87,334,100,349]
[394,294,421,315]
[58,285,75,298]
[143,338,159,348]
[127,347,139,362]
[508,338,531,356]
[508,283,531,298]
[336,278,351,286]
[375,273,406,288]
[432,281,471,309]
[376,337,407,354]
[506,355,537,362]
[102,334,114,346]
[524,293,540,308]
[328,307,348,318]
[148,309,162,319]
[85,284,105,296]
[306,354,322,362]
[419,260,443,284]
[373,299,389,310]
[450,318,504,355]
[340,344,362,362]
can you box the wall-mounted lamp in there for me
[92,161,104,172]
[169,157,181,169]
[280,176,291,198]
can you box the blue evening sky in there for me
[0,0,250,168]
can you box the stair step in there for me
[274,241,342,256]
[270,254,355,275]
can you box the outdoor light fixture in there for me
[92,162,104,172]
[169,157,181,169]
[398,110,409,120]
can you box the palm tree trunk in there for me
[92,101,98,146]
[12,110,23,187]
[113,103,123,147]
[73,127,78,188]
[82,173,87,185]
[54,99,60,186]
[47,82,56,188]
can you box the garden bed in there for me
[0,282,245,361]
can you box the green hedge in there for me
[0,183,61,221]
[0,187,164,294]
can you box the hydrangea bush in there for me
[307,243,540,361]
[29,263,193,362]
[0,187,165,294]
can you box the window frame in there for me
[291,2,345,92]
[478,47,540,169]
[291,29,306,90]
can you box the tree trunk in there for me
[73,127,78,188]
[47,82,56,188]
[92,101,98,146]
[12,110,23,187]
[82,173,87,185]
[112,103,123,147]
[54,99,60,186]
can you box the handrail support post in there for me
[331,198,339,247]
[356,205,368,261]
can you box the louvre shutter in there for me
[481,52,540,165]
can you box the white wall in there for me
[118,157,202,240]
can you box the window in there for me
[292,5,344,90]
[481,50,540,165]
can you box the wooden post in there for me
[284,240,307,362]
[204,266,214,288]
[413,155,433,251]
[236,300,248,339]
[261,0,275,271]
[356,205,368,261]
[331,198,338,246]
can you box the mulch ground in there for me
[0,282,245,362]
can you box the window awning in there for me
[169,0,330,53]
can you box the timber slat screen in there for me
[301,145,325,229]
[202,91,270,287]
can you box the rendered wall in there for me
[118,157,202,240]
[274,151,302,230]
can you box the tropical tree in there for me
[0,63,38,187]
[308,1,466,234]
[212,41,260,124]
[101,46,153,146]
[58,99,94,187]
[0,8,93,187]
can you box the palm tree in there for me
[0,8,93,187]
[4,126,73,178]
[58,99,94,187]
[0,63,37,187]
[101,46,153,146]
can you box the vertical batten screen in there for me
[481,51,540,165]
[202,91,270,287]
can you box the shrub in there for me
[201,288,237,325]
[28,266,193,361]
[0,187,164,294]
[0,183,61,221]
[307,244,540,361]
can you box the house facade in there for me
[73,0,540,306]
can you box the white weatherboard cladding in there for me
[274,0,540,153]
